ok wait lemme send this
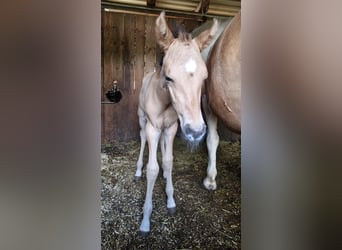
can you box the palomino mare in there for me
[203,11,241,190]
[134,11,218,236]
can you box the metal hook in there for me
[105,80,122,103]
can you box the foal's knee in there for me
[162,158,173,170]
[146,163,159,178]
[140,129,146,139]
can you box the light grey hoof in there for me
[139,230,150,237]
[206,183,216,190]
[203,177,217,190]
[167,206,176,215]
[134,176,141,182]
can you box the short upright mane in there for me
[159,30,191,67]
[177,30,192,42]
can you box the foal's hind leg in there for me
[161,122,178,214]
[135,108,147,180]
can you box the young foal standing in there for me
[134,11,218,236]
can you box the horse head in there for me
[155,11,218,143]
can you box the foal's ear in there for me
[155,11,174,51]
[193,18,218,51]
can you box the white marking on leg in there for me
[185,58,197,73]
[204,108,219,190]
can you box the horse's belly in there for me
[205,11,241,134]
[207,80,241,133]
[206,49,241,133]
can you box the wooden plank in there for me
[124,14,136,140]
[112,14,124,88]
[135,15,145,94]
[129,15,145,139]
[111,13,125,140]
[111,14,129,141]
[101,12,105,142]
[123,14,134,91]
[144,16,157,75]
[102,12,115,143]
[110,13,126,141]
[102,13,139,141]
[103,13,114,92]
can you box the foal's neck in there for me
[154,71,171,108]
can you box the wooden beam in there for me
[195,0,210,14]
[146,0,156,8]
[102,1,238,18]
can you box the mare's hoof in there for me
[134,176,141,182]
[167,206,176,215]
[206,184,216,190]
[203,178,217,191]
[139,230,150,237]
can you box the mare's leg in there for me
[139,122,161,236]
[202,96,219,190]
[135,108,146,180]
[161,122,178,214]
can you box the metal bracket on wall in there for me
[103,80,122,104]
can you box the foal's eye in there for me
[165,76,173,82]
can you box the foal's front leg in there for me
[161,122,178,214]
[139,122,161,236]
[135,108,147,180]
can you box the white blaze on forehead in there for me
[185,58,197,73]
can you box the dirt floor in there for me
[101,137,241,249]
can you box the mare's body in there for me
[203,11,241,190]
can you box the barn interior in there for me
[101,1,241,248]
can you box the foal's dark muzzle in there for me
[183,124,206,142]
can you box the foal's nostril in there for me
[184,125,192,136]
[184,124,206,141]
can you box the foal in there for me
[135,11,218,236]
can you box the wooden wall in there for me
[101,11,202,143]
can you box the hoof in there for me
[203,178,217,190]
[134,176,141,182]
[139,230,150,237]
[167,206,176,215]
